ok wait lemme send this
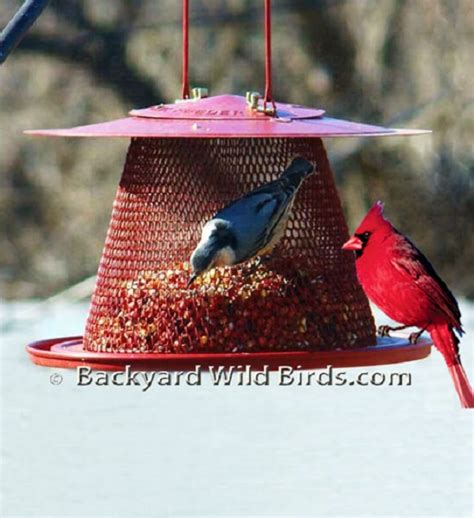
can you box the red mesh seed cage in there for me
[85,136,375,354]
[26,0,432,370]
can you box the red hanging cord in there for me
[181,0,190,99]
[263,0,276,113]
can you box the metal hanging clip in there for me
[246,91,276,115]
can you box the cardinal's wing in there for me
[390,232,462,331]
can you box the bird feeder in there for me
[26,1,432,370]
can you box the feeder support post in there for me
[0,0,51,65]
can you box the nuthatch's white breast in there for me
[189,157,315,284]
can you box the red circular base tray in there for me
[26,335,432,371]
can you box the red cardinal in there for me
[342,201,473,408]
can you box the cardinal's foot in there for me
[378,324,410,337]
[409,329,424,344]
[378,325,394,337]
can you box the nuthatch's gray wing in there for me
[189,157,315,282]
[216,157,315,261]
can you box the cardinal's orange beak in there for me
[342,236,363,251]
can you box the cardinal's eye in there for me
[356,231,371,244]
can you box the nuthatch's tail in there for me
[280,157,315,189]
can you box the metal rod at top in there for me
[180,0,275,111]
[263,0,274,107]
[181,0,190,99]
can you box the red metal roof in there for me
[25,94,430,139]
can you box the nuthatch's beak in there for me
[187,273,198,287]
[342,236,363,251]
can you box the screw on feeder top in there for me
[180,0,276,114]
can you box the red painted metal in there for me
[130,96,325,120]
[263,0,276,112]
[25,95,429,139]
[181,0,190,99]
[179,0,274,108]
[82,138,377,354]
[27,335,432,371]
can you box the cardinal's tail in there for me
[448,363,474,409]
[430,324,474,409]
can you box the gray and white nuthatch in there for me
[188,157,315,285]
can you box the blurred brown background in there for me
[1,0,473,300]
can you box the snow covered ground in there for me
[1,300,473,517]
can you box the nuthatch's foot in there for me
[250,254,273,273]
[409,329,424,344]
[257,254,274,266]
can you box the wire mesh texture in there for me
[84,137,376,353]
